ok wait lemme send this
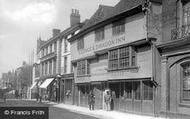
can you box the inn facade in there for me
[68,0,162,115]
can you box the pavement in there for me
[44,101,168,119]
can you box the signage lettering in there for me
[79,36,125,54]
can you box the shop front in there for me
[39,78,59,102]
[108,79,154,115]
[59,73,74,104]
[74,81,108,109]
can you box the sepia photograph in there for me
[0,0,190,119]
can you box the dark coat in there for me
[88,93,95,105]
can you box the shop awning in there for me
[39,78,54,89]
[30,82,37,90]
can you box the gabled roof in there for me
[68,0,162,42]
[81,5,114,31]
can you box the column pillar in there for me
[161,56,168,112]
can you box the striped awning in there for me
[39,78,54,89]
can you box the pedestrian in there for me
[104,90,111,111]
[36,92,39,101]
[88,91,95,110]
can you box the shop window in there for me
[108,46,136,70]
[134,82,141,100]
[182,62,190,100]
[77,37,84,50]
[143,80,153,100]
[125,82,132,99]
[112,19,125,36]
[95,27,104,41]
[77,60,90,76]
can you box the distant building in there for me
[38,9,83,102]
[30,39,42,99]
[15,62,33,99]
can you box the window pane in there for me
[77,38,84,50]
[112,19,125,35]
[119,47,129,58]
[182,63,190,100]
[143,80,153,100]
[183,2,190,25]
[134,82,141,100]
[125,82,132,99]
[95,27,104,41]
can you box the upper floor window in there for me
[95,27,104,41]
[182,62,190,101]
[77,38,84,50]
[46,47,48,55]
[77,60,90,76]
[183,1,190,26]
[41,49,44,57]
[108,46,136,70]
[50,44,52,53]
[54,41,57,52]
[64,39,68,53]
[64,56,67,73]
[112,19,125,36]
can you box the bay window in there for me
[108,46,136,70]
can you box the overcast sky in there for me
[0,0,119,77]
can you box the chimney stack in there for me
[52,29,61,37]
[70,9,80,27]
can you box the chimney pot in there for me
[70,9,80,27]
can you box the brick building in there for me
[38,9,83,103]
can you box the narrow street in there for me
[0,99,99,119]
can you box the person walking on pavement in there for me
[88,91,95,110]
[104,90,111,111]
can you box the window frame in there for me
[108,46,136,70]
[77,37,84,50]
[181,62,190,102]
[95,27,105,42]
[64,39,68,53]
[112,19,125,36]
[77,60,90,76]
[64,56,67,73]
